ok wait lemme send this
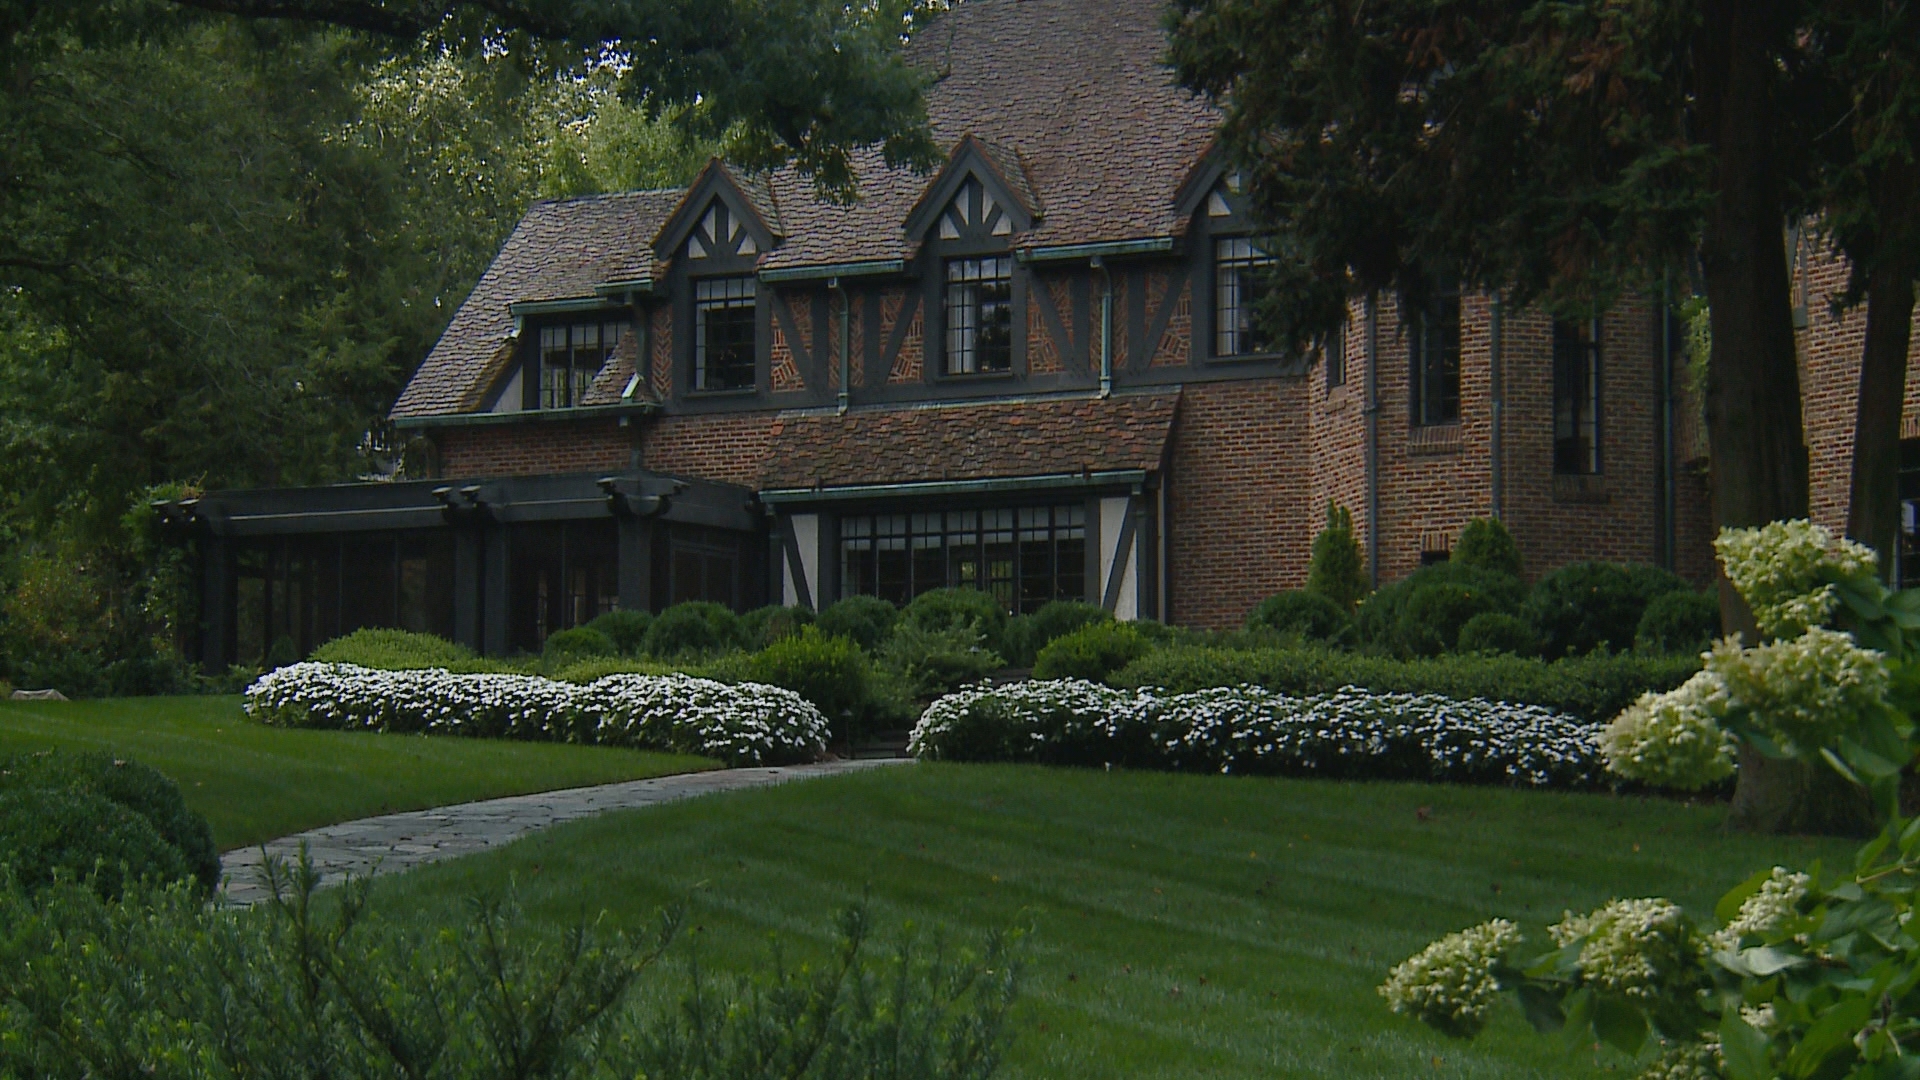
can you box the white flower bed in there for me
[909,679,1605,788]
[245,663,828,766]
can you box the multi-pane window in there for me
[840,505,1085,614]
[694,277,757,391]
[1214,236,1275,357]
[1409,293,1461,426]
[1324,323,1347,390]
[538,321,624,409]
[1553,318,1603,475]
[944,257,1014,374]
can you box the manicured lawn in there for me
[366,763,1856,1080]
[0,696,716,849]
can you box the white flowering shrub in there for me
[1378,919,1521,1038]
[909,680,1605,787]
[1600,671,1738,790]
[1713,519,1878,639]
[1547,898,1707,1005]
[1707,867,1810,954]
[245,663,828,766]
[1705,627,1890,758]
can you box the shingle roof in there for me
[391,189,682,418]
[759,391,1179,489]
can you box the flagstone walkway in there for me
[218,759,908,908]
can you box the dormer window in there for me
[944,257,1013,374]
[539,321,623,409]
[694,277,756,391]
[1214,237,1274,357]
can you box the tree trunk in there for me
[1691,1,1874,834]
[1843,168,1920,579]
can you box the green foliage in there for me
[1246,590,1356,647]
[903,588,1010,657]
[1109,645,1699,724]
[1451,518,1521,577]
[740,604,815,651]
[1032,622,1153,682]
[552,656,685,684]
[747,628,874,743]
[311,627,478,669]
[0,749,216,897]
[585,609,654,656]
[1455,612,1535,656]
[1636,590,1721,654]
[543,627,617,666]
[644,602,745,658]
[1006,600,1112,666]
[1357,563,1526,658]
[815,595,899,653]
[1305,503,1369,612]
[878,623,1004,701]
[1396,581,1505,656]
[1525,562,1687,659]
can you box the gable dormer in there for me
[1172,148,1253,230]
[653,159,782,266]
[902,135,1040,250]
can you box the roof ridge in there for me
[528,186,689,208]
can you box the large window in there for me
[538,321,624,409]
[944,257,1013,374]
[1214,236,1274,357]
[695,277,757,391]
[1553,318,1602,475]
[840,505,1085,613]
[1409,293,1461,426]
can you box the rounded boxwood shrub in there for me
[1451,517,1522,577]
[0,750,217,895]
[1456,612,1535,656]
[815,595,898,653]
[643,602,744,658]
[542,627,616,663]
[741,605,814,650]
[1526,562,1688,658]
[0,787,189,898]
[585,610,653,656]
[1394,581,1503,656]
[747,627,873,743]
[1026,600,1110,651]
[311,628,476,670]
[903,588,1008,654]
[1247,590,1356,646]
[1636,590,1721,654]
[1032,621,1153,682]
[1358,563,1525,656]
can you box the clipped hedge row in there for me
[908,680,1604,788]
[1108,646,1699,724]
[245,663,829,766]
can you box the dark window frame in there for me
[1409,293,1462,427]
[942,255,1015,375]
[535,319,626,410]
[1553,317,1603,475]
[693,276,758,393]
[838,502,1088,615]
[1213,235,1276,359]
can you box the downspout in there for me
[1092,256,1114,397]
[1365,296,1381,587]
[1660,272,1677,570]
[1489,295,1504,520]
[830,278,851,415]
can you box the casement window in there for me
[1553,318,1603,475]
[538,321,624,409]
[943,257,1014,374]
[1214,236,1275,357]
[840,505,1086,614]
[1409,293,1462,426]
[1325,323,1347,391]
[694,276,757,391]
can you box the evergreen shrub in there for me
[741,605,814,650]
[814,595,898,653]
[1032,621,1153,682]
[1306,503,1370,611]
[1451,517,1522,577]
[0,787,189,899]
[0,749,217,896]
[747,627,873,743]
[585,609,653,655]
[1635,589,1721,654]
[902,588,1009,655]
[643,602,743,658]
[1525,562,1687,658]
[1246,590,1356,646]
[878,623,1002,699]
[312,628,479,670]
[1357,564,1526,656]
[1456,612,1535,656]
[542,627,616,663]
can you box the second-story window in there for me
[1409,293,1461,426]
[1554,318,1602,474]
[944,256,1013,374]
[694,276,756,392]
[1214,236,1274,357]
[539,321,623,409]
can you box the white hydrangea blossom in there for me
[1549,898,1705,1002]
[1600,671,1739,790]
[1379,919,1522,1038]
[1706,628,1888,756]
[910,680,1606,787]
[244,663,829,766]
[1715,520,1878,638]
[1636,1038,1723,1080]
[1708,868,1812,953]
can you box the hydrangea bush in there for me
[909,680,1605,787]
[1385,521,1920,1080]
[245,663,828,766]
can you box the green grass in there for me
[0,696,716,849]
[365,763,1857,1080]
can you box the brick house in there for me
[176,0,1894,667]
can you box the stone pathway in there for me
[218,759,908,908]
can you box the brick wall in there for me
[437,420,635,478]
[637,412,779,489]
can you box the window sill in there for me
[1206,350,1292,365]
[687,386,759,398]
[1552,473,1610,504]
[1407,423,1463,455]
[937,369,1017,381]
